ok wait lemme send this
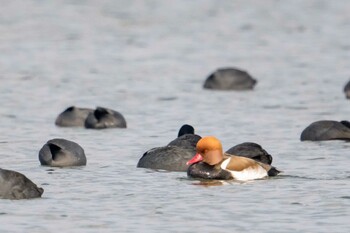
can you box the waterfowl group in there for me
[1,137,86,200]
[55,106,127,129]
[3,67,349,200]
[137,124,279,181]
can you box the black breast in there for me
[187,162,233,180]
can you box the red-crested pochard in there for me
[187,136,280,181]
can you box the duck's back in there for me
[225,142,273,164]
[168,134,201,149]
[300,120,350,141]
[0,168,44,199]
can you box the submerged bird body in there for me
[225,142,273,165]
[85,107,127,129]
[55,106,93,127]
[137,124,201,172]
[203,68,257,90]
[300,120,350,141]
[0,168,44,200]
[39,138,87,167]
[137,146,195,171]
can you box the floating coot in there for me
[85,107,127,129]
[300,120,350,141]
[55,106,94,127]
[39,138,87,167]
[203,67,257,90]
[0,168,44,200]
[225,142,273,165]
[137,124,201,172]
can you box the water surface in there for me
[1,0,350,232]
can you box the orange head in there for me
[186,136,224,166]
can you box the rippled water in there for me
[1,0,350,232]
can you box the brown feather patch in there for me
[224,154,269,172]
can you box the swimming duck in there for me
[137,124,201,172]
[85,107,127,129]
[55,106,93,127]
[203,67,257,90]
[0,168,44,200]
[39,138,87,167]
[300,120,350,141]
[187,136,280,180]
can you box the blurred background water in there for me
[0,0,350,232]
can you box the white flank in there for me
[221,158,268,181]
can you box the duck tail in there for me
[268,166,281,176]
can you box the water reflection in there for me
[191,180,228,187]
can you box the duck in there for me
[187,136,280,181]
[203,67,257,90]
[84,107,127,129]
[55,106,94,127]
[300,120,350,141]
[137,124,201,172]
[0,168,44,200]
[39,138,87,167]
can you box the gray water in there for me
[1,0,350,232]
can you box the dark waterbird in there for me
[0,168,44,200]
[55,106,127,129]
[203,67,257,90]
[137,124,201,172]
[55,106,93,127]
[225,142,273,165]
[168,124,201,149]
[85,107,127,129]
[39,138,87,167]
[300,120,350,141]
[176,124,194,137]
